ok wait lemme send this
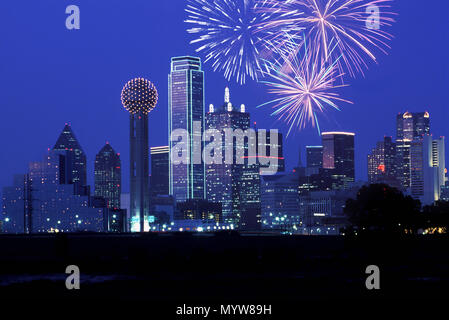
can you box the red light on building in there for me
[377,164,385,173]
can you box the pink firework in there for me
[258,38,353,135]
[256,0,396,77]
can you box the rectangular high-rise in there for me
[169,56,205,202]
[150,146,170,197]
[94,143,121,210]
[395,112,431,190]
[322,132,355,190]
[410,135,439,205]
[205,87,255,225]
[306,146,323,168]
[367,136,398,187]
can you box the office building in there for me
[367,136,398,187]
[396,111,430,141]
[169,56,205,202]
[94,143,121,210]
[28,150,104,233]
[261,172,300,232]
[306,146,323,169]
[410,135,444,205]
[1,174,31,234]
[150,146,170,197]
[322,132,355,190]
[53,124,88,195]
[395,112,431,190]
[205,87,260,226]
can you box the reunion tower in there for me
[121,78,158,232]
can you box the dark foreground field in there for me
[0,233,448,312]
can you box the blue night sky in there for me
[0,0,448,193]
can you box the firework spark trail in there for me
[256,0,396,77]
[258,38,353,136]
[185,0,300,84]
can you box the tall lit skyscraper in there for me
[367,136,398,187]
[395,112,431,190]
[121,78,158,232]
[150,146,170,197]
[322,132,355,189]
[410,135,443,205]
[94,143,121,210]
[396,111,430,141]
[432,137,446,192]
[205,87,252,224]
[169,56,205,202]
[53,124,87,195]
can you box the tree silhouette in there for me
[344,184,422,235]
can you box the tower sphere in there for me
[121,77,158,114]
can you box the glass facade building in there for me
[94,143,121,210]
[150,146,170,197]
[367,136,398,187]
[53,124,87,195]
[169,56,205,202]
[322,132,355,190]
[306,146,323,169]
[205,88,261,226]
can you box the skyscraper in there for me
[367,136,398,187]
[94,143,121,210]
[410,135,441,205]
[205,87,252,224]
[150,146,170,197]
[322,132,355,189]
[432,137,446,193]
[121,78,159,232]
[396,111,430,141]
[395,112,431,190]
[306,146,323,169]
[169,56,205,202]
[53,124,87,195]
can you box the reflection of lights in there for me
[5,217,10,222]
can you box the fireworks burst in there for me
[185,0,298,84]
[258,38,353,136]
[256,0,396,77]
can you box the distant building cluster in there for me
[367,112,446,205]
[1,125,125,233]
[1,57,447,235]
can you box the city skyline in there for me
[0,1,448,195]
[2,1,449,307]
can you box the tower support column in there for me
[130,113,149,232]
